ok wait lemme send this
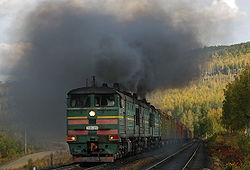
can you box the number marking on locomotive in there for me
[86,126,99,130]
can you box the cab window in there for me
[70,95,90,108]
[95,94,115,107]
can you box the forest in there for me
[148,42,250,168]
[148,41,250,137]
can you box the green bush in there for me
[0,132,24,162]
[240,160,250,170]
[207,133,217,143]
[24,158,33,170]
[237,136,250,156]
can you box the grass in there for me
[23,151,72,170]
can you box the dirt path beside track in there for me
[0,151,56,170]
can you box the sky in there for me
[0,0,249,81]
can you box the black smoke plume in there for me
[9,1,215,139]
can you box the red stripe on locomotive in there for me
[68,120,89,125]
[68,130,88,135]
[97,130,118,135]
[96,119,118,124]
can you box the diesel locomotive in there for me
[66,82,193,162]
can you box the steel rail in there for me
[182,143,201,170]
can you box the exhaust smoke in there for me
[6,0,234,139]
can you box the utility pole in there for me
[86,78,89,87]
[92,76,96,87]
[25,128,27,154]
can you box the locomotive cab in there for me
[66,86,122,162]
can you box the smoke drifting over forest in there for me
[8,0,231,139]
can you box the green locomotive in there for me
[66,83,161,162]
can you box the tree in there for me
[221,65,250,132]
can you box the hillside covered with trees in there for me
[148,42,250,169]
[148,42,250,137]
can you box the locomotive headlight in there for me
[89,110,96,117]
[67,136,77,142]
[109,135,119,141]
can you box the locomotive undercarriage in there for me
[116,136,161,159]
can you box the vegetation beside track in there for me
[206,133,250,170]
[0,131,25,164]
[23,151,72,170]
[206,63,250,170]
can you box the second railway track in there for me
[145,140,201,170]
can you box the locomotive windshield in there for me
[70,95,90,108]
[95,94,115,107]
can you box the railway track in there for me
[182,142,201,170]
[47,141,201,170]
[51,162,80,170]
[145,141,201,170]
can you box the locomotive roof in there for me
[68,86,153,107]
[67,86,117,95]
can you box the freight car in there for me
[66,83,192,162]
